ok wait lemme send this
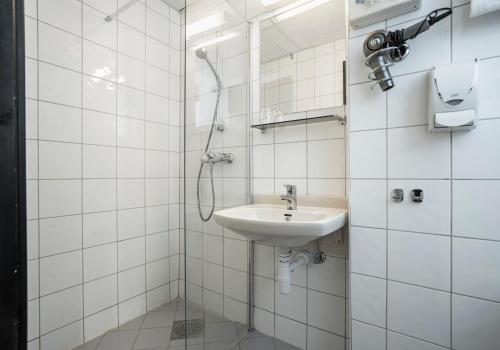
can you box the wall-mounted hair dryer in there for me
[363,8,452,91]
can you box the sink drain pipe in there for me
[278,249,309,294]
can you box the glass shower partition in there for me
[182,0,251,348]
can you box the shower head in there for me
[194,47,222,91]
[195,48,208,59]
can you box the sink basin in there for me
[213,204,347,247]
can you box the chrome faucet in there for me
[280,184,297,210]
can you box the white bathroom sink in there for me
[213,204,347,247]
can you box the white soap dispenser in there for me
[428,61,478,132]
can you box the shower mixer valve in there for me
[200,151,234,165]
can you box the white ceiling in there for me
[260,0,346,62]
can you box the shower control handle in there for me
[200,151,234,164]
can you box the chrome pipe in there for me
[105,0,139,22]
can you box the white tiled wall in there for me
[348,1,500,349]
[252,239,349,350]
[261,40,346,114]
[25,0,182,348]
[251,120,347,198]
[244,6,349,350]
[180,0,251,326]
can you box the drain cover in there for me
[170,319,205,340]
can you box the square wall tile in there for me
[84,274,117,316]
[308,139,345,179]
[27,260,39,300]
[352,321,385,350]
[223,267,247,303]
[254,244,275,279]
[119,85,145,120]
[146,258,169,290]
[350,227,386,278]
[83,5,117,50]
[83,243,117,282]
[39,0,82,35]
[202,262,223,294]
[452,4,500,61]
[388,126,450,179]
[307,326,345,350]
[388,180,451,235]
[275,142,307,178]
[83,145,116,179]
[452,294,500,350]
[83,76,117,114]
[117,148,145,179]
[28,299,39,341]
[350,179,387,229]
[388,231,450,291]
[119,294,146,325]
[387,331,448,350]
[39,102,81,143]
[39,180,82,218]
[40,285,83,334]
[254,276,274,312]
[39,62,81,108]
[118,236,145,271]
[83,40,117,82]
[83,179,116,213]
[453,118,500,179]
[146,231,169,262]
[308,255,345,296]
[83,110,116,146]
[118,22,145,61]
[224,238,248,272]
[478,56,500,120]
[117,179,145,209]
[38,23,82,71]
[83,211,117,248]
[350,130,386,179]
[118,265,146,302]
[387,71,428,128]
[275,283,307,323]
[84,306,118,342]
[453,237,500,302]
[40,320,83,350]
[349,82,386,131]
[387,281,450,347]
[39,141,81,179]
[307,290,345,335]
[39,215,82,257]
[254,308,274,337]
[452,180,500,241]
[351,273,386,327]
[117,117,145,148]
[275,315,307,350]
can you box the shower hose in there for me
[196,79,222,222]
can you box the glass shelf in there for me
[251,108,346,133]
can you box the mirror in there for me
[257,0,346,120]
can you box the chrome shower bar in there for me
[104,0,139,22]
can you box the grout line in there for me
[80,0,86,343]
[385,55,389,350]
[115,0,120,327]
[143,0,148,314]
[36,0,41,346]
[449,10,454,348]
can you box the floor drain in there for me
[170,319,205,340]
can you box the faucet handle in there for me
[282,184,296,195]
